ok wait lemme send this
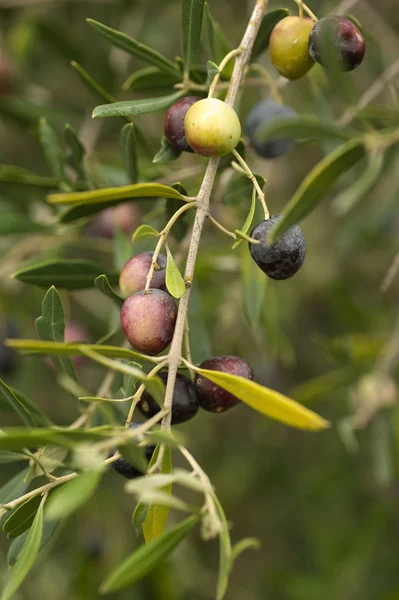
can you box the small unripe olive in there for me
[249,216,306,280]
[308,16,366,71]
[138,371,199,424]
[194,356,253,413]
[111,422,155,479]
[269,16,315,80]
[184,98,241,157]
[120,289,177,355]
[164,96,200,152]
[246,101,296,159]
[119,251,167,298]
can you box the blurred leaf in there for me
[143,446,173,543]
[188,282,212,364]
[0,97,76,130]
[8,519,59,567]
[214,494,231,600]
[132,225,160,242]
[123,362,142,399]
[0,379,50,427]
[290,369,353,405]
[38,118,64,181]
[146,430,186,448]
[153,137,182,164]
[121,123,138,184]
[126,469,207,494]
[223,172,266,206]
[118,443,148,474]
[63,124,86,178]
[35,286,77,380]
[1,497,44,600]
[71,61,115,104]
[27,446,68,480]
[241,243,266,327]
[0,468,30,507]
[254,115,356,145]
[6,339,148,363]
[332,151,384,216]
[93,92,184,119]
[113,225,132,272]
[79,348,165,405]
[371,416,395,488]
[3,495,42,539]
[232,189,256,249]
[166,247,186,299]
[230,537,261,565]
[13,259,119,290]
[100,515,198,593]
[48,182,185,206]
[251,9,289,60]
[94,275,124,306]
[46,471,102,521]
[181,0,205,76]
[0,213,51,236]
[87,19,180,77]
[166,183,190,240]
[203,3,233,78]
[269,139,367,242]
[34,18,83,63]
[193,368,330,431]
[0,165,57,188]
[0,427,116,452]
[206,60,219,83]
[0,452,27,465]
[123,67,180,92]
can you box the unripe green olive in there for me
[269,16,315,81]
[184,98,241,157]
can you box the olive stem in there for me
[161,0,268,435]
[207,214,237,240]
[232,149,269,219]
[125,360,168,427]
[292,0,318,22]
[208,48,243,99]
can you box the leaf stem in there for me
[207,214,237,240]
[208,48,243,99]
[292,0,318,21]
[232,149,269,219]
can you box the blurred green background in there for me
[1,0,399,598]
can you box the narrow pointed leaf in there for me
[232,189,256,249]
[3,495,42,539]
[0,380,49,427]
[182,0,205,76]
[123,67,180,92]
[0,452,27,465]
[0,213,50,236]
[121,123,138,184]
[8,519,60,567]
[166,247,186,299]
[241,243,266,327]
[87,19,180,77]
[71,61,115,104]
[269,138,366,242]
[0,165,58,188]
[132,224,160,243]
[63,124,86,177]
[214,494,232,600]
[251,9,289,60]
[206,60,219,83]
[38,117,64,180]
[0,468,30,507]
[142,446,172,543]
[46,470,102,521]
[93,92,184,119]
[100,515,198,593]
[35,286,77,379]
[47,182,185,206]
[0,427,116,452]
[1,498,44,600]
[193,368,330,431]
[255,115,355,145]
[153,136,181,164]
[203,3,233,77]
[13,259,119,289]
[94,275,124,306]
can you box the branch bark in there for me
[161,0,268,433]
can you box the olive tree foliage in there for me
[0,0,397,598]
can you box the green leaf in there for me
[6,339,148,363]
[38,117,64,180]
[192,368,330,431]
[187,282,212,364]
[3,495,42,539]
[254,115,355,146]
[142,446,172,543]
[118,442,148,474]
[232,189,256,249]
[0,165,58,188]
[87,19,180,77]
[0,379,50,427]
[100,515,198,593]
[223,172,266,206]
[165,183,191,240]
[123,67,180,92]
[0,427,116,452]
[181,0,205,77]
[113,225,133,272]
[202,3,233,78]
[166,247,186,299]
[121,123,138,184]
[1,497,44,600]
[0,452,27,464]
[332,151,384,216]
[206,60,219,83]
[63,124,86,177]
[93,92,185,119]
[71,61,115,105]
[46,470,102,521]
[0,213,51,236]
[48,182,185,206]
[132,224,160,243]
[13,259,119,290]
[214,494,232,600]
[230,537,261,565]
[94,275,124,306]
[35,286,77,380]
[290,369,353,405]
[153,136,182,164]
[241,243,266,327]
[251,8,289,60]
[8,519,59,567]
[269,138,367,242]
[0,468,30,507]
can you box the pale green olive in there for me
[269,16,315,81]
